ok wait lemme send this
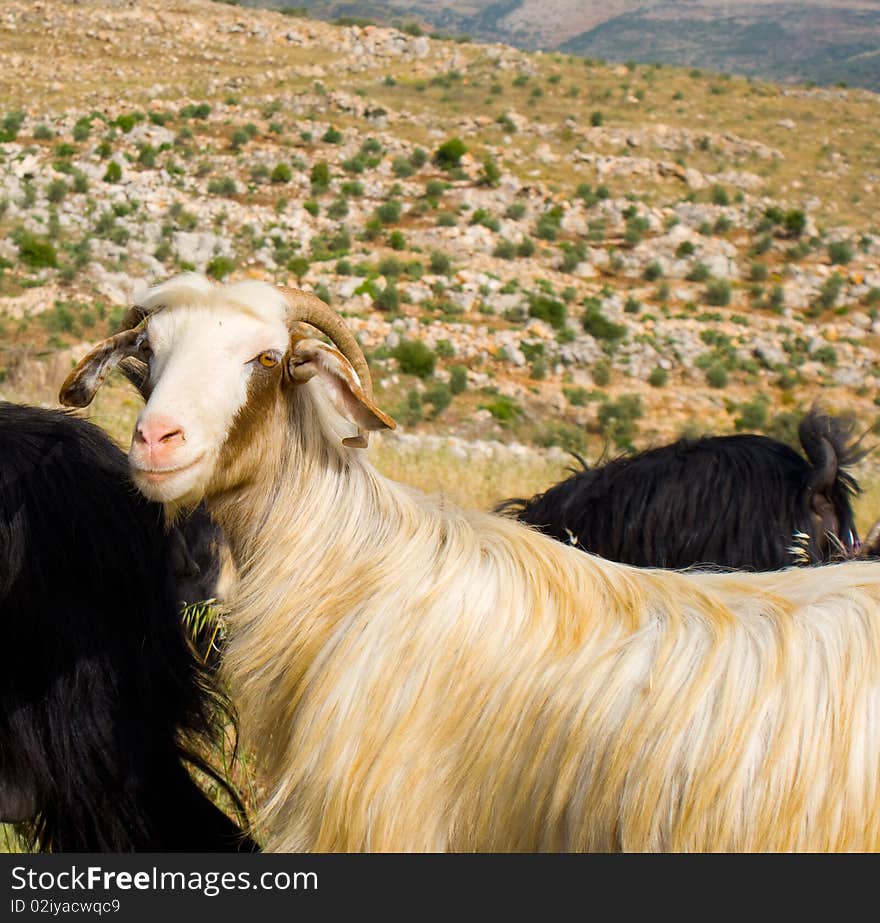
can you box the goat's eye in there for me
[257,351,279,369]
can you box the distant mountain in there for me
[237,0,880,90]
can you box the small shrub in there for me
[271,162,292,183]
[321,126,343,144]
[429,251,452,275]
[103,161,122,183]
[374,282,401,313]
[310,162,330,191]
[433,137,467,170]
[705,278,732,307]
[597,394,642,449]
[449,365,468,394]
[327,198,349,219]
[207,176,237,196]
[206,256,235,279]
[15,231,58,268]
[675,240,695,258]
[828,240,853,265]
[648,367,668,387]
[644,261,663,281]
[482,395,521,425]
[394,339,435,377]
[528,294,567,329]
[484,235,513,260]
[705,364,728,388]
[376,200,402,224]
[734,396,768,431]
[46,179,67,204]
[687,262,711,282]
[582,300,626,345]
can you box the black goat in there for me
[0,403,256,851]
[499,410,865,571]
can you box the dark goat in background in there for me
[0,403,256,851]
[499,410,865,571]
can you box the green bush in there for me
[423,383,452,418]
[388,230,406,251]
[783,209,806,238]
[103,161,122,183]
[479,157,501,187]
[517,238,536,258]
[392,157,415,178]
[15,231,58,268]
[482,395,521,425]
[592,361,611,386]
[433,137,467,170]
[321,126,343,144]
[206,256,235,279]
[493,239,516,260]
[597,394,642,449]
[374,282,401,313]
[710,184,729,206]
[528,294,567,329]
[271,162,292,183]
[675,240,695,258]
[46,179,67,204]
[394,339,435,377]
[286,256,310,279]
[648,367,668,387]
[582,300,626,345]
[705,278,732,307]
[705,364,728,388]
[449,365,468,394]
[375,200,402,224]
[429,251,452,274]
[686,262,711,282]
[828,240,853,265]
[327,198,349,219]
[310,162,330,191]
[207,176,237,197]
[644,261,663,281]
[734,396,768,431]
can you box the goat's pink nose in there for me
[134,416,186,452]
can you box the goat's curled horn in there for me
[279,286,376,448]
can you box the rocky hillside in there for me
[244,1,880,91]
[2,0,880,479]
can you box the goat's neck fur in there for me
[207,383,880,853]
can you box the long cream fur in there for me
[93,276,880,851]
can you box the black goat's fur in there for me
[499,409,866,571]
[0,403,257,851]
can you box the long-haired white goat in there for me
[60,273,880,852]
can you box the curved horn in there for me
[810,435,838,494]
[278,287,373,398]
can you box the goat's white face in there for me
[130,305,289,505]
[58,274,396,509]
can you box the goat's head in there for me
[59,273,395,506]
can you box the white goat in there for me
[61,273,880,852]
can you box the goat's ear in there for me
[287,338,396,443]
[59,327,147,408]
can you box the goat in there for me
[497,413,864,570]
[0,402,257,852]
[60,272,880,852]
